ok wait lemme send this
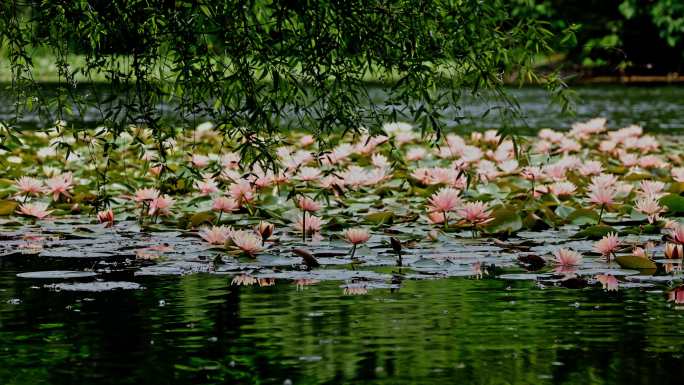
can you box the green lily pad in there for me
[614,255,657,270]
[554,205,574,220]
[566,208,599,225]
[484,207,523,234]
[190,211,216,227]
[0,200,18,216]
[572,224,617,240]
[365,211,394,225]
[660,194,684,214]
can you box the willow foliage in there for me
[1,0,575,163]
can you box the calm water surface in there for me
[2,84,684,133]
[2,266,684,384]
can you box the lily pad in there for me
[614,255,657,270]
[17,271,97,279]
[365,211,394,225]
[0,200,18,216]
[484,207,523,234]
[660,194,684,214]
[566,209,599,226]
[190,211,216,227]
[45,281,143,292]
[572,225,617,240]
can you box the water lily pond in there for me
[2,86,684,384]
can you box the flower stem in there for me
[302,210,306,243]
[350,243,357,259]
[598,204,605,225]
[216,211,223,225]
[443,211,449,230]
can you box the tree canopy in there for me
[1,0,575,163]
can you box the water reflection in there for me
[2,268,684,384]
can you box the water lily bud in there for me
[665,242,683,259]
[256,221,275,241]
[97,209,115,227]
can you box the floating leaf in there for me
[566,208,599,225]
[660,194,684,214]
[190,211,216,227]
[0,200,18,216]
[484,207,523,234]
[572,225,617,240]
[614,255,657,270]
[365,211,394,225]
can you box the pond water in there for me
[1,84,684,384]
[2,264,684,385]
[2,84,684,133]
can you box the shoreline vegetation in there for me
[2,53,681,86]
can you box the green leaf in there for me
[660,194,684,214]
[365,211,394,225]
[572,225,617,240]
[0,200,18,216]
[190,211,216,227]
[484,207,523,234]
[566,208,599,225]
[554,204,574,219]
[614,255,656,270]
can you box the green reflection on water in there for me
[1,272,684,385]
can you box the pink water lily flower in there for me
[634,196,665,223]
[593,233,619,259]
[672,167,684,183]
[149,195,175,216]
[256,221,275,241]
[554,248,583,267]
[427,211,446,224]
[639,180,665,198]
[191,154,210,168]
[297,167,322,182]
[45,173,74,201]
[457,201,493,226]
[195,178,219,196]
[212,196,239,213]
[427,187,461,213]
[588,186,616,207]
[668,287,684,304]
[15,177,44,197]
[17,202,52,219]
[343,228,370,245]
[199,225,233,245]
[668,223,684,244]
[230,230,263,256]
[548,181,576,197]
[406,147,427,161]
[596,274,619,291]
[134,188,160,202]
[295,213,322,234]
[97,209,115,227]
[229,180,254,204]
[297,196,321,212]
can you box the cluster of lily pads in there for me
[1,118,684,298]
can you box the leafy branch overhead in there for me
[1,0,575,161]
